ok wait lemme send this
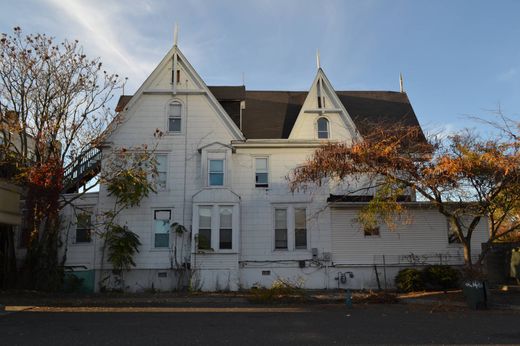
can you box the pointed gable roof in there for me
[116,89,424,141]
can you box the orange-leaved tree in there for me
[289,120,520,271]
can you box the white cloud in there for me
[498,67,518,82]
[43,0,157,91]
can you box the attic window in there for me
[168,102,182,132]
[317,117,329,139]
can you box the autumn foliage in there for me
[289,120,520,269]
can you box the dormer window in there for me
[317,117,329,139]
[209,159,224,186]
[168,102,182,132]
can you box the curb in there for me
[400,298,520,311]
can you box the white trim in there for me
[151,207,174,250]
[253,155,270,188]
[165,98,185,135]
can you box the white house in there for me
[57,39,489,292]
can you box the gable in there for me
[108,46,244,143]
[288,69,358,141]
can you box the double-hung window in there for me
[154,210,171,248]
[168,102,182,133]
[156,154,167,190]
[255,157,268,188]
[208,159,224,186]
[294,208,307,249]
[274,208,288,250]
[219,207,233,249]
[76,211,92,243]
[198,207,212,250]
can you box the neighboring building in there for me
[58,40,489,292]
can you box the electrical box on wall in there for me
[311,248,318,258]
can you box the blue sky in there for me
[1,0,519,135]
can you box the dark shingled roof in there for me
[115,87,425,141]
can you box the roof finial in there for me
[173,23,179,46]
[399,73,404,93]
[316,49,321,70]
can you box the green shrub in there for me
[395,268,425,292]
[422,265,460,290]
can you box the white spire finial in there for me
[173,23,179,46]
[399,73,404,93]
[316,49,321,70]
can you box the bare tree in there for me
[0,27,123,290]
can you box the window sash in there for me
[209,159,224,186]
[168,103,182,132]
[154,210,171,248]
[219,228,232,249]
[76,213,92,243]
[294,208,307,249]
[317,118,329,139]
[156,155,167,189]
[275,228,288,249]
[198,229,211,250]
[255,158,268,187]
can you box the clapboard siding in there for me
[331,207,489,265]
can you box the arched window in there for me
[168,102,182,132]
[317,117,329,139]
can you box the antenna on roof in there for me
[242,72,245,86]
[173,23,179,46]
[399,73,404,93]
[316,49,321,70]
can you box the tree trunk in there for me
[463,241,473,269]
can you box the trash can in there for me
[462,280,488,309]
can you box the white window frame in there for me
[254,156,269,188]
[74,209,93,244]
[166,100,184,134]
[197,206,213,250]
[272,205,309,251]
[274,208,288,250]
[193,204,238,253]
[316,116,330,139]
[152,209,172,249]
[208,158,225,187]
[155,153,168,191]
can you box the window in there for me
[154,210,171,248]
[364,225,380,237]
[156,154,167,190]
[274,208,288,249]
[219,207,233,249]
[76,212,92,243]
[447,218,461,244]
[317,117,329,139]
[208,159,224,186]
[168,102,182,132]
[198,207,212,250]
[255,157,268,188]
[294,208,307,249]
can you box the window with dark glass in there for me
[255,157,268,188]
[317,117,329,139]
[294,208,307,249]
[198,207,212,250]
[76,212,92,243]
[363,225,380,237]
[275,209,288,249]
[219,207,232,249]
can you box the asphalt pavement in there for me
[1,304,519,345]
